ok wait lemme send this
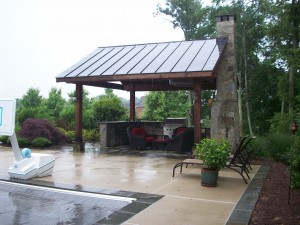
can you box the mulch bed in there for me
[249,159,300,225]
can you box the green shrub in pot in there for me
[195,138,231,171]
[195,138,231,187]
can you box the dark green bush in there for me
[0,135,10,145]
[291,137,300,189]
[269,113,293,134]
[250,133,291,164]
[18,137,30,147]
[248,136,269,158]
[31,137,52,148]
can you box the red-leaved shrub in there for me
[18,118,69,144]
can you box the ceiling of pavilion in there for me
[56,38,227,92]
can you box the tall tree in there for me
[20,88,43,108]
[157,0,212,40]
[17,88,50,125]
[92,90,127,122]
[46,87,66,120]
[156,0,215,125]
[143,91,189,121]
[267,0,300,115]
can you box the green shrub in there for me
[0,135,10,145]
[58,128,100,143]
[31,137,52,148]
[247,136,269,158]
[269,113,293,134]
[58,128,75,141]
[291,137,300,189]
[251,133,291,164]
[83,129,100,143]
[195,138,231,171]
[18,137,30,147]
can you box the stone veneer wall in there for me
[211,15,241,149]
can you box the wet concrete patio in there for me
[0,145,268,225]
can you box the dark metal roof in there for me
[56,38,227,91]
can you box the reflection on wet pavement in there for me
[0,181,130,225]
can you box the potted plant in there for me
[195,138,231,187]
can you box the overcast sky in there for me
[0,0,185,100]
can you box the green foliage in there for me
[291,136,300,189]
[92,94,127,122]
[83,129,100,143]
[58,105,75,130]
[157,0,215,40]
[58,128,99,143]
[31,137,52,148]
[246,63,282,135]
[45,87,66,120]
[246,136,269,159]
[17,137,30,147]
[0,135,9,145]
[17,88,52,125]
[269,113,294,134]
[250,133,292,164]
[59,128,75,141]
[20,88,43,108]
[143,91,189,121]
[17,107,51,125]
[195,138,231,170]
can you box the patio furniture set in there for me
[127,125,255,184]
[127,125,196,154]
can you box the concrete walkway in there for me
[0,146,265,225]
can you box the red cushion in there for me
[146,137,156,142]
[152,139,167,143]
[176,127,188,135]
[132,128,146,136]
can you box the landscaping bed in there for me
[249,159,300,224]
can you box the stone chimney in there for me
[210,15,240,149]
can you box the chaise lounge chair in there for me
[172,136,256,184]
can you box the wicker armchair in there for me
[166,127,194,154]
[127,126,157,149]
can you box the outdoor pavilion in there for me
[56,15,239,151]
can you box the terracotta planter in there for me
[201,168,219,187]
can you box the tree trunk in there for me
[188,91,194,126]
[288,67,294,114]
[237,71,243,136]
[281,99,285,113]
[242,24,254,136]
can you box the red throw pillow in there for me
[146,136,156,142]
[132,128,146,136]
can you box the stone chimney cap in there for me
[216,15,236,22]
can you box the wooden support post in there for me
[74,84,84,152]
[194,81,202,143]
[130,88,135,121]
